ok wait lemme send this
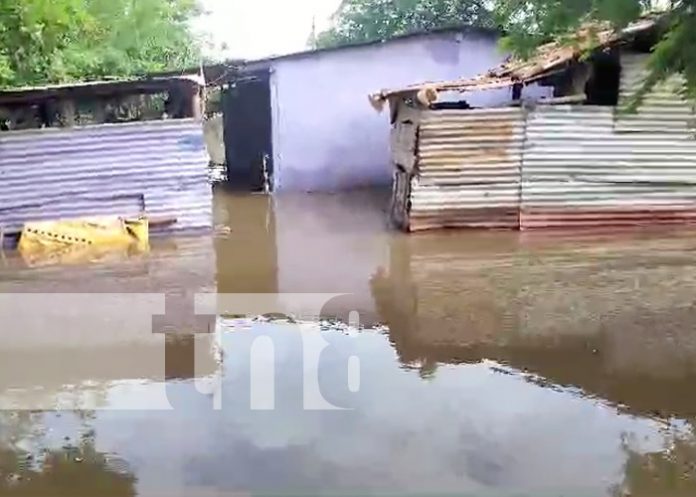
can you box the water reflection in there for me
[374,230,696,419]
[0,412,136,497]
[0,324,685,496]
[1,189,696,495]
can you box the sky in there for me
[197,0,343,60]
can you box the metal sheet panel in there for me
[0,119,212,234]
[409,107,524,231]
[615,52,696,133]
[522,104,696,229]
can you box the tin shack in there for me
[0,74,212,245]
[371,15,696,232]
[226,26,515,193]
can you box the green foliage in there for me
[496,0,652,53]
[316,0,495,48]
[0,0,203,88]
[496,0,696,102]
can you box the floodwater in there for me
[2,189,696,496]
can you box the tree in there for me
[495,1,696,101]
[316,0,495,49]
[0,0,203,88]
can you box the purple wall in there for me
[266,30,513,192]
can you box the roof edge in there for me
[370,13,663,106]
[244,24,501,67]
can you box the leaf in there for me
[494,0,696,106]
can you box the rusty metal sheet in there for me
[391,48,696,233]
[0,119,212,234]
[408,107,524,231]
[521,103,696,229]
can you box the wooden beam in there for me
[190,89,203,119]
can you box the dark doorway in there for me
[222,70,273,191]
[586,50,622,106]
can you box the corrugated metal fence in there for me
[410,107,525,231]
[0,119,212,234]
[522,53,696,229]
[522,105,696,228]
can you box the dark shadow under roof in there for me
[0,73,206,106]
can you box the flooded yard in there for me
[2,188,696,496]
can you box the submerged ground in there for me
[1,188,696,496]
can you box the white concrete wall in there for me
[267,30,512,192]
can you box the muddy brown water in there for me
[2,189,696,496]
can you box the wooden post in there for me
[0,227,6,266]
[60,99,76,127]
[190,86,203,120]
[93,98,107,124]
[0,233,7,266]
[9,106,22,130]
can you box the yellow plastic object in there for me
[18,216,150,266]
[20,239,151,268]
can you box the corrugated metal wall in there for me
[615,53,696,133]
[522,54,696,229]
[397,52,696,232]
[0,119,212,234]
[409,107,525,231]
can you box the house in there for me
[222,26,522,193]
[0,74,213,245]
[372,15,696,231]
